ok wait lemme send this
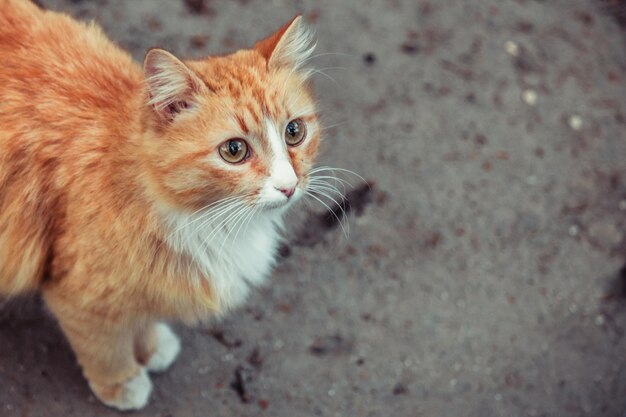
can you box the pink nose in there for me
[276,186,296,198]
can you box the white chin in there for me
[261,194,300,212]
[261,199,290,211]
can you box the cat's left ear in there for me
[255,15,316,71]
[143,48,207,121]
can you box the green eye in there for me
[285,119,306,146]
[219,139,249,164]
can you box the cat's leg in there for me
[135,321,181,373]
[42,289,152,411]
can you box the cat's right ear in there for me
[143,48,206,121]
[255,15,315,72]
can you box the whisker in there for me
[309,166,368,185]
[187,199,241,234]
[165,196,240,241]
[307,187,350,231]
[190,200,247,267]
[216,204,253,261]
[200,203,248,249]
[305,191,349,238]
[223,202,256,249]
[304,52,358,62]
[310,68,337,84]
[308,181,346,200]
[309,175,353,191]
[229,204,258,253]
[318,120,349,132]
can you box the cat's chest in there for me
[171,214,281,311]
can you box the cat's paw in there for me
[90,367,152,411]
[146,322,181,373]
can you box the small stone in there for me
[363,53,377,66]
[504,40,520,56]
[595,314,605,326]
[568,115,583,131]
[449,378,457,387]
[568,225,579,237]
[522,89,537,105]
[400,43,420,55]
[328,389,336,397]
[494,393,502,401]
[618,200,626,211]
[392,383,408,395]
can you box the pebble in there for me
[568,115,583,131]
[595,314,605,326]
[522,89,537,106]
[504,40,520,57]
[568,225,579,237]
[494,393,502,401]
[619,200,626,211]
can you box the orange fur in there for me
[0,0,320,409]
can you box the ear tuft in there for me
[255,15,316,71]
[143,49,205,119]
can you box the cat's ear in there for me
[143,48,206,120]
[255,15,315,71]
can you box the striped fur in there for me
[0,0,320,410]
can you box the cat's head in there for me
[140,16,320,214]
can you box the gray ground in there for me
[1,0,625,416]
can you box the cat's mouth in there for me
[259,193,300,211]
[261,199,292,211]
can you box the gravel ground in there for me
[1,0,626,416]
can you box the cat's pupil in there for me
[287,122,298,137]
[228,141,240,156]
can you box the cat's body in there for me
[0,0,320,410]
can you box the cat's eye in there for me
[219,139,249,164]
[285,119,307,146]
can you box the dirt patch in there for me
[292,181,374,247]
[183,0,214,15]
[309,334,354,356]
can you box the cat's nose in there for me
[276,186,296,198]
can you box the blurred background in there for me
[1,0,625,416]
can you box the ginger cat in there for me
[0,0,322,410]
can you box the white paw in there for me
[93,367,152,411]
[146,322,181,373]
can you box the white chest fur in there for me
[166,210,283,311]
